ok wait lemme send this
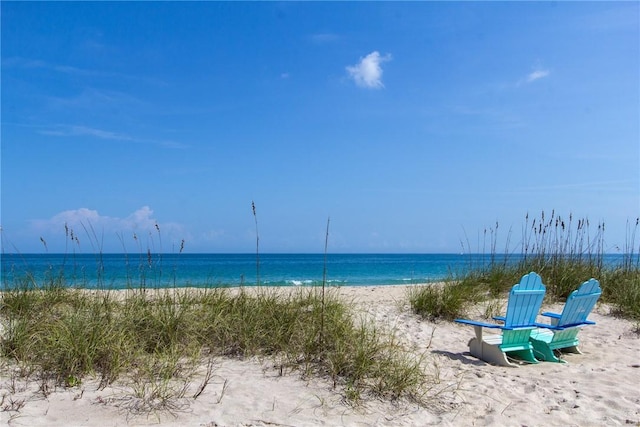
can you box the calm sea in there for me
[0,253,629,290]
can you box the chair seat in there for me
[531,327,581,351]
[530,328,554,343]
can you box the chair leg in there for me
[509,348,539,364]
[468,338,518,367]
[560,345,581,355]
[530,339,565,363]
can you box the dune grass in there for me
[3,211,638,415]
[1,282,429,407]
[409,213,640,322]
[0,211,433,411]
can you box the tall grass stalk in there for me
[79,221,106,288]
[252,200,260,286]
[411,212,640,322]
[320,217,330,352]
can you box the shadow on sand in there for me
[431,350,486,367]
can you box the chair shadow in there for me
[431,350,486,366]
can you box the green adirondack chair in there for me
[455,272,546,367]
[529,278,601,363]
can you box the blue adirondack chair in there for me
[529,278,601,363]
[454,272,546,367]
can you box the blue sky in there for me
[2,2,639,254]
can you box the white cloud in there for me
[526,69,550,83]
[121,206,159,231]
[30,206,185,250]
[33,206,157,232]
[346,51,392,89]
[41,125,133,141]
[39,124,187,148]
[512,66,551,87]
[48,208,107,228]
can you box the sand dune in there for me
[2,285,639,426]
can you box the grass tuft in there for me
[1,285,429,408]
[408,281,477,321]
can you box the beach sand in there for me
[1,285,639,426]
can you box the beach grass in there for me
[0,283,429,407]
[409,212,640,322]
[407,280,479,321]
[2,211,639,417]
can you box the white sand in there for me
[1,285,639,426]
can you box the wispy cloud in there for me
[39,124,187,148]
[41,125,133,141]
[346,51,392,89]
[46,87,147,111]
[504,65,551,88]
[525,69,550,83]
[309,32,340,44]
[31,206,186,248]
[3,57,79,73]
[513,64,551,87]
[3,56,165,85]
[450,105,525,130]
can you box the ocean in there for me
[0,253,629,290]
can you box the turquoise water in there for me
[2,253,476,289]
[0,253,629,290]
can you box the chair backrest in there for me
[504,272,546,328]
[557,278,601,327]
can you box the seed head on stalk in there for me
[252,200,260,286]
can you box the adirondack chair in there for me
[454,272,546,367]
[529,278,601,363]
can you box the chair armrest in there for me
[504,325,537,331]
[454,318,501,329]
[535,322,564,330]
[535,320,596,330]
[492,316,506,323]
[541,312,561,319]
[541,311,562,326]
